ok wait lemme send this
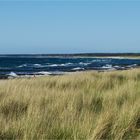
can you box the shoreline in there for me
[1,67,139,80]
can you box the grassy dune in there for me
[0,70,140,140]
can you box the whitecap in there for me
[60,64,65,66]
[72,67,84,70]
[49,64,58,67]
[37,71,65,75]
[102,64,112,68]
[102,64,114,70]
[33,64,43,68]
[113,65,121,69]
[126,64,138,68]
[34,64,41,66]
[18,64,27,68]
[79,62,90,66]
[61,63,73,66]
[37,71,52,75]
[7,72,18,77]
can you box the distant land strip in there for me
[0,53,140,58]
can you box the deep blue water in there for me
[0,56,140,75]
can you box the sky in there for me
[0,0,140,54]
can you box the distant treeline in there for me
[0,53,140,57]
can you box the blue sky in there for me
[0,0,140,54]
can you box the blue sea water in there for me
[0,56,140,76]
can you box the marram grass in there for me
[0,69,140,140]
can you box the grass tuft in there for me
[0,100,28,119]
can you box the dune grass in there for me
[0,69,140,140]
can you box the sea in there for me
[0,55,140,77]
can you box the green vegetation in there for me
[0,69,140,140]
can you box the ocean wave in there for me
[101,64,117,70]
[7,72,18,77]
[49,64,58,67]
[102,64,113,69]
[18,63,48,68]
[72,67,84,71]
[18,64,28,68]
[33,64,43,67]
[113,65,122,69]
[17,62,75,68]
[48,63,73,67]
[126,64,137,68]
[36,71,65,75]
[79,62,91,66]
[36,71,52,75]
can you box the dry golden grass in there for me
[0,69,140,140]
